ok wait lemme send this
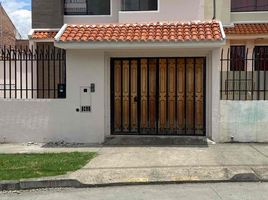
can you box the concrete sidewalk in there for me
[1,143,268,189]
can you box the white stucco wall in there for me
[119,0,204,23]
[0,50,105,144]
[0,46,223,143]
[220,101,268,143]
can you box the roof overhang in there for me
[54,21,226,50]
[28,28,60,42]
[54,40,226,50]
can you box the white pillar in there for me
[211,48,221,142]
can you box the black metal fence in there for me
[0,45,66,99]
[220,46,268,100]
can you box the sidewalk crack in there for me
[210,185,223,200]
[249,145,268,159]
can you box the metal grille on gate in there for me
[111,57,206,136]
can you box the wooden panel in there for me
[140,59,147,129]
[130,60,138,131]
[114,60,121,130]
[186,58,195,131]
[159,59,167,129]
[149,59,157,129]
[112,57,205,135]
[168,59,176,129]
[177,58,185,130]
[122,60,129,131]
[195,58,204,132]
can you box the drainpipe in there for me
[212,0,216,19]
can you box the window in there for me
[230,46,246,71]
[231,0,268,12]
[64,0,110,15]
[255,46,268,71]
[121,0,158,11]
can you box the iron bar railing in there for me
[0,45,66,99]
[220,46,268,100]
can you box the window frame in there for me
[121,0,159,12]
[231,0,268,12]
[64,0,112,16]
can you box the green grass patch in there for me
[0,152,96,181]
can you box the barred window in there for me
[230,46,246,71]
[255,46,268,71]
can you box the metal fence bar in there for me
[15,47,17,99]
[30,46,34,99]
[19,48,23,99]
[245,48,249,100]
[0,45,66,99]
[3,46,6,98]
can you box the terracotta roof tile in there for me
[32,31,58,40]
[224,23,268,35]
[59,21,223,42]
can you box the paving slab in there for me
[250,144,268,158]
[85,144,268,169]
[69,166,260,185]
[1,143,268,191]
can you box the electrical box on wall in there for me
[80,86,92,113]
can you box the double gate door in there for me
[111,57,206,136]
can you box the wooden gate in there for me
[111,57,206,136]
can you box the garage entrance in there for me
[111,57,206,136]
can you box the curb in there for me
[0,175,267,191]
[0,179,81,191]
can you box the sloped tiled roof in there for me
[58,21,223,42]
[224,23,268,35]
[32,31,58,40]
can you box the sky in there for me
[1,0,31,39]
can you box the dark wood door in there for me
[111,57,205,136]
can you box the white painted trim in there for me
[54,41,226,50]
[229,20,268,24]
[219,21,226,40]
[227,35,268,40]
[231,11,268,15]
[29,28,60,31]
[55,24,68,41]
[28,29,35,39]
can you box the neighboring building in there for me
[0,4,21,47]
[0,0,268,144]
[15,39,29,49]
